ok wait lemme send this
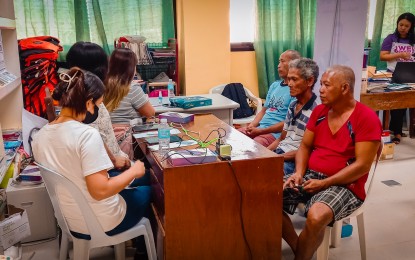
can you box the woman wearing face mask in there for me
[66,41,131,169]
[380,12,415,144]
[32,67,151,243]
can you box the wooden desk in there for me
[149,93,240,125]
[360,90,415,137]
[137,114,283,259]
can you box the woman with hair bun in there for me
[32,67,151,243]
[66,41,131,169]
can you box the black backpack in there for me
[221,83,254,119]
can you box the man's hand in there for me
[283,173,303,190]
[267,140,280,150]
[245,126,262,137]
[302,178,328,194]
[246,122,256,130]
[114,156,131,170]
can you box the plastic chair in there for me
[316,141,384,260]
[209,84,262,126]
[35,163,157,260]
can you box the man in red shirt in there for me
[282,65,382,260]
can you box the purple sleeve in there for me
[381,34,395,51]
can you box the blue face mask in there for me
[82,104,99,124]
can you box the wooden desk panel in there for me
[137,114,283,259]
[360,91,415,110]
[360,91,415,138]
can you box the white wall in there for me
[313,0,369,101]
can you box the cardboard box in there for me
[6,180,57,243]
[0,210,30,250]
[381,130,391,144]
[380,142,395,160]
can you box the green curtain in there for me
[14,0,77,60]
[88,0,175,54]
[369,0,415,70]
[14,0,175,60]
[254,0,317,98]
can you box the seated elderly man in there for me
[238,50,300,147]
[282,65,382,260]
[267,58,320,175]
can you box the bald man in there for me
[239,50,300,147]
[282,65,382,260]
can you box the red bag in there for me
[18,36,62,118]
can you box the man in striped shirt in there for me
[267,58,319,175]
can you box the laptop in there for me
[391,62,415,84]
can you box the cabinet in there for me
[0,1,23,176]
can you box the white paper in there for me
[148,140,198,151]
[133,128,181,139]
[22,109,48,155]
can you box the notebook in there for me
[391,62,415,84]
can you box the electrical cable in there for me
[227,161,253,260]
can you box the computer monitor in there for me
[391,62,415,84]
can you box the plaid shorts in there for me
[283,169,363,222]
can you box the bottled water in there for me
[158,91,163,104]
[158,118,170,155]
[167,79,175,97]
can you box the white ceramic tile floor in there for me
[19,135,415,260]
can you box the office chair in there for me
[36,163,157,260]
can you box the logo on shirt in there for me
[392,44,414,53]
[268,95,286,112]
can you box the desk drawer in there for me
[151,203,165,260]
[149,161,164,186]
[150,169,165,225]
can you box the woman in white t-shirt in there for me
[104,48,155,158]
[32,67,151,240]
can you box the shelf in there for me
[0,17,16,30]
[0,76,21,100]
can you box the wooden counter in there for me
[360,90,415,138]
